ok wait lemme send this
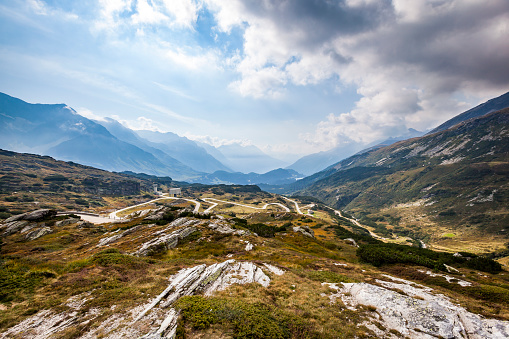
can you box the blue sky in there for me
[1,0,508,163]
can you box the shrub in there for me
[176,296,319,339]
[240,223,288,238]
[357,243,502,273]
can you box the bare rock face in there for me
[76,221,94,229]
[292,226,314,237]
[208,221,250,235]
[55,218,80,227]
[143,207,167,221]
[25,209,57,221]
[1,220,29,236]
[134,218,202,256]
[324,276,509,339]
[97,225,144,247]
[4,209,57,223]
[134,260,274,337]
[25,227,53,241]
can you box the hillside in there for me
[297,109,509,253]
[429,91,509,134]
[190,168,303,186]
[0,93,200,180]
[0,149,170,217]
[1,174,509,338]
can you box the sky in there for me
[0,0,508,164]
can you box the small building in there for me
[168,188,181,197]
[153,184,158,193]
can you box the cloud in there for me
[184,133,253,147]
[132,0,168,25]
[116,116,163,132]
[75,107,107,122]
[206,0,509,147]
[153,81,199,101]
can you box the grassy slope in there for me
[299,109,509,252]
[1,192,508,338]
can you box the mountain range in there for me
[287,101,509,245]
[0,92,300,183]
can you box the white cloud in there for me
[117,116,163,131]
[206,0,509,149]
[75,107,107,121]
[132,0,168,25]
[162,0,200,28]
[153,81,199,101]
[184,133,253,147]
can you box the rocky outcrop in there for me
[292,225,314,237]
[207,220,250,235]
[25,227,53,241]
[4,209,56,223]
[143,207,167,221]
[134,260,273,337]
[55,218,80,227]
[134,218,202,256]
[1,220,29,236]
[324,276,509,338]
[97,225,144,247]
[262,263,285,276]
[76,221,94,228]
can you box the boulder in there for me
[76,221,94,229]
[134,225,198,256]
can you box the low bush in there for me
[357,243,502,273]
[240,223,288,238]
[176,296,320,339]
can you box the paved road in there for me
[108,195,201,219]
[333,209,387,240]
[282,197,303,214]
[58,212,111,224]
[201,198,290,213]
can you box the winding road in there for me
[108,195,201,219]
[201,198,290,214]
[282,197,304,214]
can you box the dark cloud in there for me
[355,1,509,93]
[239,0,395,49]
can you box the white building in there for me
[168,188,181,197]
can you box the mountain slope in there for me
[190,168,303,185]
[0,93,198,180]
[135,130,232,173]
[216,143,286,174]
[298,108,509,243]
[95,119,201,179]
[287,129,424,176]
[429,91,509,134]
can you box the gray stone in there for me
[3,209,56,223]
[324,277,509,338]
[25,227,53,241]
[292,226,314,237]
[134,225,198,256]
[76,221,94,228]
[55,218,80,227]
[2,220,29,236]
